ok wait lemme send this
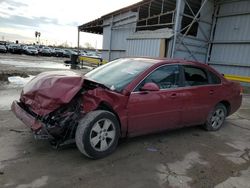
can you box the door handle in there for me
[139,91,149,95]
[209,90,214,95]
[170,93,177,98]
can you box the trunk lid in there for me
[20,71,84,116]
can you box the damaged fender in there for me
[82,88,129,137]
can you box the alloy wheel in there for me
[89,118,116,152]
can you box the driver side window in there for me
[135,65,180,91]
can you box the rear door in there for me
[181,65,223,126]
[127,64,185,137]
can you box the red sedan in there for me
[12,58,242,159]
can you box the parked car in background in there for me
[53,48,64,57]
[80,50,88,56]
[24,46,39,55]
[39,47,52,56]
[7,43,23,54]
[20,44,27,54]
[63,49,78,58]
[86,51,101,58]
[0,44,7,53]
[11,58,243,159]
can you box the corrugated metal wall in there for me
[102,11,137,61]
[174,0,214,62]
[209,0,250,76]
[174,37,209,62]
[126,39,162,57]
[99,0,249,81]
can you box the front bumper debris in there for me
[11,101,54,140]
[11,100,43,131]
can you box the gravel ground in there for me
[0,53,249,188]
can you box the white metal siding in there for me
[175,37,208,62]
[101,11,137,61]
[111,28,135,50]
[126,39,161,57]
[102,26,111,50]
[210,1,250,76]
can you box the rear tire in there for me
[203,103,227,131]
[75,110,120,159]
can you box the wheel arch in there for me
[96,101,122,136]
[218,100,231,116]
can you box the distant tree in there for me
[38,32,41,44]
[84,42,94,49]
[35,31,41,44]
[35,31,38,43]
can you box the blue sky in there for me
[0,0,141,48]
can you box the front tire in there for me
[204,103,227,131]
[75,110,120,159]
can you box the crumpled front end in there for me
[20,71,84,116]
[12,71,84,142]
[12,94,82,142]
[11,100,54,139]
[12,100,44,132]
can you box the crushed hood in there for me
[20,71,84,116]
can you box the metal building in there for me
[78,0,250,84]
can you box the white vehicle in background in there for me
[86,51,101,59]
[80,50,88,56]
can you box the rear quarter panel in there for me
[223,81,242,115]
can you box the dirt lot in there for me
[0,54,250,188]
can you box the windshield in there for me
[85,58,155,92]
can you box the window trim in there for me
[179,65,223,88]
[131,64,181,93]
[181,64,211,87]
[207,70,222,85]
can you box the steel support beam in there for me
[171,0,182,58]
[77,27,80,55]
[177,0,208,48]
[217,11,250,18]
[206,3,219,63]
[108,16,114,61]
[174,0,209,61]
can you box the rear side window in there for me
[209,71,221,84]
[183,66,209,86]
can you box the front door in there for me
[127,64,184,137]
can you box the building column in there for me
[171,0,185,58]
[77,27,80,55]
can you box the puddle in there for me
[215,167,250,188]
[0,89,20,110]
[0,59,93,70]
[0,59,69,69]
[0,76,34,110]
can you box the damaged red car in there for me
[12,58,242,159]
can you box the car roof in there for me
[121,57,220,75]
[121,57,205,66]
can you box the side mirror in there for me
[140,82,160,92]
